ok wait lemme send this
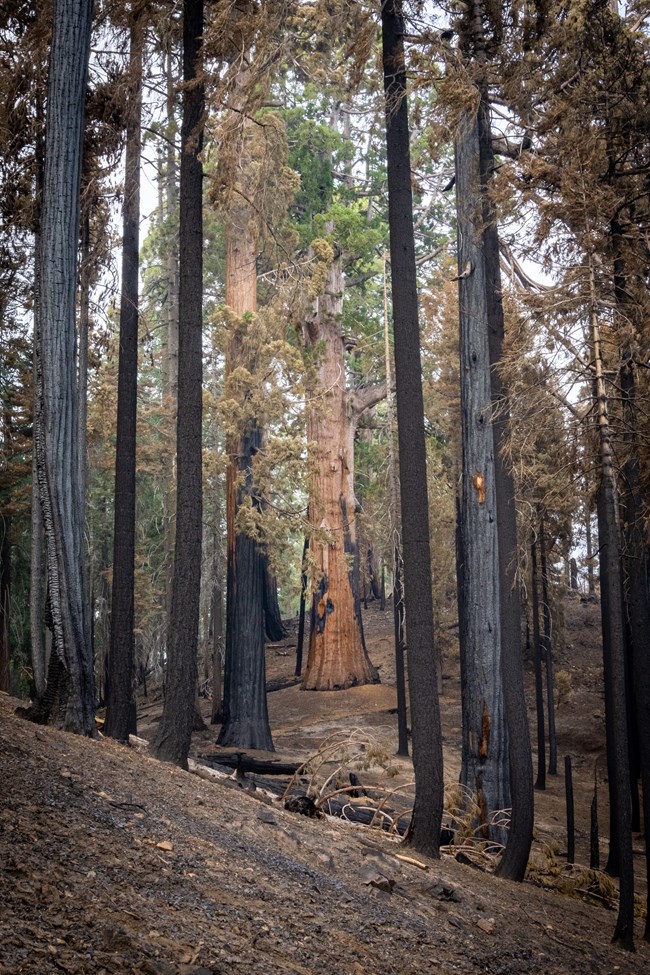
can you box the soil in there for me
[1,594,648,974]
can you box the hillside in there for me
[1,595,648,974]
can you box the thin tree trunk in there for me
[105,8,143,742]
[0,515,10,693]
[539,515,557,775]
[163,37,179,627]
[531,535,546,791]
[30,101,46,699]
[295,537,309,678]
[150,0,204,768]
[35,0,95,735]
[589,262,634,949]
[585,499,595,595]
[211,576,223,725]
[565,755,575,865]
[613,222,650,940]
[383,254,408,757]
[382,0,443,857]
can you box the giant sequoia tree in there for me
[301,245,383,691]
[33,0,95,735]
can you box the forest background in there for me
[1,0,650,952]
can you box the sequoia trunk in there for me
[302,253,378,691]
[35,0,95,735]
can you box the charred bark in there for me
[382,0,444,858]
[105,9,143,743]
[455,108,509,847]
[150,0,204,768]
[36,0,95,735]
[539,515,557,775]
[531,535,546,791]
[589,264,634,949]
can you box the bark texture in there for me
[150,0,204,768]
[105,10,143,742]
[35,0,95,735]
[302,254,378,691]
[217,104,273,751]
[455,110,509,846]
[589,266,634,948]
[382,0,444,858]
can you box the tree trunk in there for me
[302,252,378,691]
[589,264,634,949]
[150,0,204,769]
[105,8,143,742]
[455,108,509,847]
[0,515,10,693]
[35,0,95,735]
[295,537,309,678]
[539,515,557,775]
[473,12,534,877]
[382,0,444,858]
[217,98,273,751]
[262,553,286,642]
[30,103,46,700]
[210,577,224,725]
[531,535,546,791]
[163,37,179,629]
[613,224,650,940]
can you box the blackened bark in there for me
[455,109,509,847]
[262,554,286,642]
[531,536,546,791]
[477,74,533,883]
[590,266,634,948]
[105,10,143,742]
[31,98,46,699]
[565,755,575,865]
[539,516,557,775]
[0,516,10,692]
[382,0,443,857]
[150,0,204,769]
[211,579,224,724]
[393,548,409,758]
[36,0,95,735]
[590,769,600,870]
[613,225,650,939]
[218,422,274,751]
[295,537,309,678]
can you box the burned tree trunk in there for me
[382,0,444,858]
[35,0,95,735]
[150,0,204,768]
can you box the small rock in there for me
[257,808,277,825]
[156,840,173,852]
[476,917,495,934]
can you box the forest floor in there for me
[1,594,649,974]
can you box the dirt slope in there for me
[1,595,648,972]
[0,687,648,973]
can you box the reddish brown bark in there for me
[302,253,379,691]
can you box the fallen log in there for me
[198,751,305,776]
